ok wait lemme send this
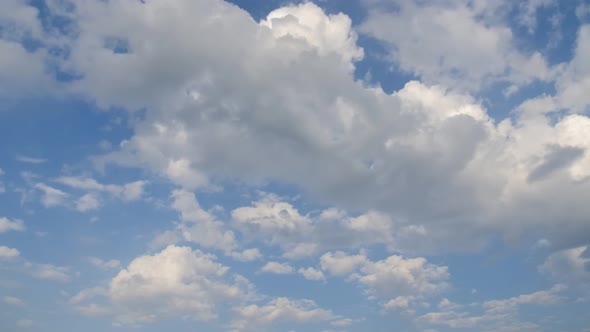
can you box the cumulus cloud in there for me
[417,284,567,330]
[171,189,236,252]
[232,195,395,257]
[231,297,336,331]
[76,193,101,212]
[231,248,263,262]
[318,250,449,304]
[298,267,325,281]
[72,245,253,326]
[9,0,583,254]
[261,261,294,275]
[0,217,25,234]
[320,251,367,276]
[35,183,68,207]
[88,257,121,270]
[0,246,20,260]
[24,262,71,282]
[3,296,25,307]
[360,0,554,91]
[357,255,449,299]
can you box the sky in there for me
[1,0,590,331]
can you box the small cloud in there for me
[76,193,101,212]
[98,139,112,151]
[261,261,294,274]
[298,267,325,281]
[231,248,263,262]
[88,257,121,270]
[0,246,20,260]
[4,296,26,307]
[0,217,26,234]
[24,262,71,282]
[34,183,68,207]
[16,155,47,164]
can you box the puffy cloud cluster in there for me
[417,284,567,330]
[230,297,337,331]
[72,245,342,329]
[3,0,586,254]
[319,250,449,305]
[0,0,588,254]
[360,0,554,91]
[232,194,396,257]
[0,217,25,234]
[72,245,254,326]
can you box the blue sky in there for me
[1,0,590,331]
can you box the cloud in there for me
[320,251,367,276]
[231,297,336,331]
[0,217,25,234]
[88,257,121,270]
[5,0,590,256]
[482,284,566,313]
[15,155,47,164]
[357,255,449,299]
[417,284,567,330]
[3,296,25,307]
[76,193,101,212]
[55,176,147,202]
[539,245,590,286]
[261,261,294,275]
[359,0,553,91]
[298,267,325,281]
[36,0,588,254]
[24,262,71,282]
[231,248,263,262]
[72,245,253,326]
[34,183,68,207]
[384,296,412,311]
[232,195,394,257]
[260,2,363,67]
[0,246,20,260]
[172,189,236,252]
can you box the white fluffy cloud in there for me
[24,262,71,282]
[231,297,336,331]
[360,0,553,91]
[73,245,252,326]
[319,250,449,304]
[417,284,567,330]
[320,251,367,276]
[231,248,263,262]
[298,267,325,281]
[3,296,25,307]
[539,245,590,286]
[357,255,449,299]
[0,217,25,234]
[76,193,101,212]
[261,261,294,275]
[232,195,395,257]
[171,189,236,252]
[0,246,20,260]
[3,0,590,256]
[35,183,68,208]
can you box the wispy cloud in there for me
[15,155,47,164]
